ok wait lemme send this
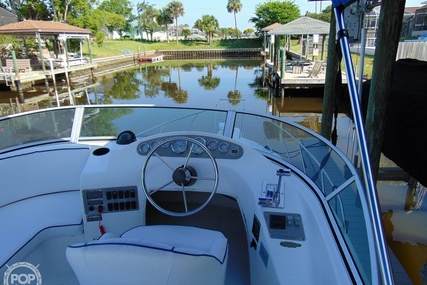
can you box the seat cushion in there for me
[66,225,228,285]
[121,225,228,263]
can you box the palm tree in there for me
[226,0,242,39]
[227,66,241,105]
[157,7,173,43]
[167,1,185,44]
[193,15,219,45]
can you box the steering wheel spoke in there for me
[148,179,175,195]
[181,184,189,212]
[153,152,175,171]
[142,136,219,217]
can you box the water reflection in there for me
[198,63,220,90]
[100,70,142,103]
[94,60,267,111]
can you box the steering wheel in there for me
[141,136,219,217]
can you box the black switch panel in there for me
[83,186,139,221]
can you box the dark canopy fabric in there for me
[362,59,427,185]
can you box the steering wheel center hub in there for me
[172,166,196,186]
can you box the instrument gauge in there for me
[218,142,230,153]
[150,140,159,149]
[138,143,150,154]
[171,140,188,154]
[207,139,219,150]
[191,137,206,155]
[161,141,171,149]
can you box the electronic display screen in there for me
[270,215,286,230]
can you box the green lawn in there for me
[85,37,374,78]
[84,38,263,58]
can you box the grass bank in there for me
[85,37,374,78]
[85,38,263,58]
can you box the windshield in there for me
[80,106,227,138]
[0,108,75,150]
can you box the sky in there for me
[130,0,427,30]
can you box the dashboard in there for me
[136,135,244,160]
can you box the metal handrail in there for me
[333,4,394,284]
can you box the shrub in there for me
[95,32,105,47]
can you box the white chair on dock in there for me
[308,60,323,78]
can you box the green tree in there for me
[226,0,242,39]
[243,28,254,36]
[73,9,126,36]
[182,28,191,39]
[194,15,219,45]
[250,1,300,33]
[305,4,332,22]
[228,27,241,38]
[137,1,160,41]
[18,0,51,20]
[95,31,105,47]
[56,0,95,23]
[103,12,127,36]
[166,1,184,44]
[156,7,174,42]
[0,35,23,59]
[219,27,229,39]
[98,0,134,36]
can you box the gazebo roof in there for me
[269,17,330,35]
[0,20,91,35]
[261,23,283,32]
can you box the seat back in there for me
[309,60,323,77]
[66,225,228,285]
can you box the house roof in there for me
[268,17,330,35]
[260,23,283,32]
[405,7,419,13]
[0,8,18,26]
[0,20,91,35]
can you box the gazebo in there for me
[269,17,330,61]
[0,20,94,104]
[260,23,283,55]
[0,20,93,69]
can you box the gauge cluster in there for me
[137,135,243,159]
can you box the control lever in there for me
[258,168,291,208]
[275,168,290,205]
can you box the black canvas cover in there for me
[362,59,427,185]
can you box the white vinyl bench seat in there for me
[0,145,90,269]
[66,225,229,285]
[0,192,83,268]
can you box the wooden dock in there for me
[0,63,98,86]
[265,59,348,88]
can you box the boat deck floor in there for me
[146,192,250,285]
